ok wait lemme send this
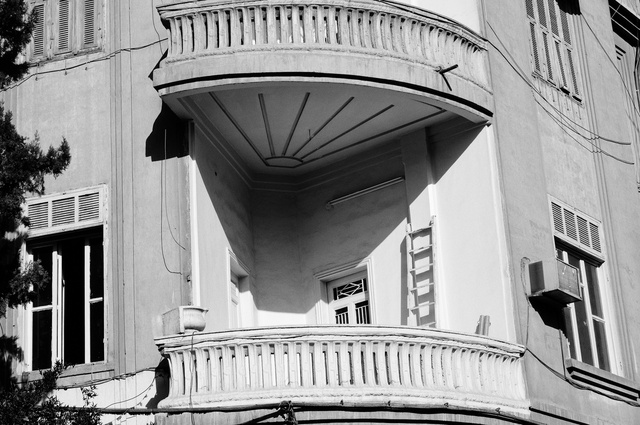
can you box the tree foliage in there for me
[0,362,101,425]
[0,2,100,423]
[0,0,34,88]
[0,104,70,319]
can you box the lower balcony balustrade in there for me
[155,325,529,417]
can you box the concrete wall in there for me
[2,0,189,419]
[485,0,640,422]
[430,123,514,341]
[194,125,254,330]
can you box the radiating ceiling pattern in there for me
[185,84,451,174]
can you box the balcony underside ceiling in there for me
[175,81,462,177]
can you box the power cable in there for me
[0,38,167,92]
[56,366,157,390]
[580,13,640,119]
[486,22,635,165]
[486,21,628,145]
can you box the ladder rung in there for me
[409,245,432,255]
[410,263,433,274]
[409,282,434,291]
[410,302,435,310]
[409,226,432,235]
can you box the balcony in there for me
[155,325,529,419]
[153,0,493,177]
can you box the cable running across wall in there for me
[487,22,635,165]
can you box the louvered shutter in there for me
[551,201,602,255]
[83,0,96,47]
[26,186,105,236]
[58,0,70,51]
[32,4,46,57]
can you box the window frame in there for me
[326,271,371,325]
[25,229,106,371]
[548,197,618,375]
[526,0,583,100]
[315,258,376,325]
[555,242,612,372]
[28,0,101,62]
[22,185,108,375]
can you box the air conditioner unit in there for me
[529,259,581,304]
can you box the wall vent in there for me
[27,186,105,236]
[551,201,601,255]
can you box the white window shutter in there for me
[52,197,75,226]
[58,0,70,51]
[551,200,602,255]
[28,202,49,229]
[83,0,96,47]
[32,4,46,57]
[26,186,105,236]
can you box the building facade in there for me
[1,0,639,423]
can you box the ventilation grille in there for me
[27,187,104,233]
[551,201,602,254]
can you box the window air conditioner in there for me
[529,259,581,304]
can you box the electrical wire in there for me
[580,13,640,119]
[56,366,157,390]
[162,130,187,252]
[486,21,628,146]
[486,22,635,165]
[0,38,167,92]
[101,377,156,410]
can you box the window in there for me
[556,244,610,371]
[28,233,104,369]
[526,0,581,99]
[327,271,370,325]
[550,200,611,371]
[25,186,106,370]
[30,0,99,61]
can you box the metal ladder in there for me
[406,216,436,327]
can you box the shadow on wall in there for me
[145,102,189,161]
[145,358,170,409]
[428,117,485,184]
[198,144,409,318]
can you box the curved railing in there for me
[157,0,489,88]
[155,325,528,415]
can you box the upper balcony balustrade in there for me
[155,325,529,419]
[154,1,493,177]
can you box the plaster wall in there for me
[485,0,640,422]
[2,1,190,418]
[193,126,254,331]
[194,142,408,327]
[430,123,514,341]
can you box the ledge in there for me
[565,358,640,402]
[21,362,114,388]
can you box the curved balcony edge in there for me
[154,0,493,122]
[155,325,529,417]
